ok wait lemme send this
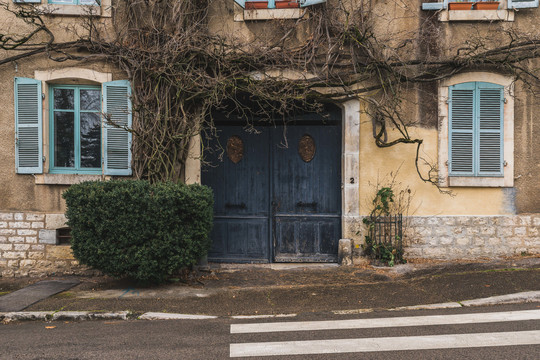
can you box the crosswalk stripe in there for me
[230,330,540,357]
[230,309,540,334]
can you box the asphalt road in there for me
[2,303,539,359]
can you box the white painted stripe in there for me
[231,309,540,334]
[230,330,540,357]
[231,314,297,319]
[390,302,463,311]
[139,312,217,320]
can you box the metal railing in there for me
[368,214,403,250]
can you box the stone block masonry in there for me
[2,212,539,276]
[403,215,540,259]
[0,212,96,277]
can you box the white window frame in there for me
[438,72,514,187]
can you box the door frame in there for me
[191,99,362,262]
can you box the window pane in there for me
[54,89,75,110]
[80,89,101,111]
[80,112,101,168]
[54,112,75,168]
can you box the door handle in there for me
[225,202,246,209]
[296,201,318,208]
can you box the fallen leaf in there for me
[484,285,491,287]
[45,326,56,329]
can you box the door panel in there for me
[203,125,270,262]
[272,124,341,262]
[274,217,341,262]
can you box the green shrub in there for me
[63,180,213,284]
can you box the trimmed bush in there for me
[63,180,213,284]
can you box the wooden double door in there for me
[202,116,341,263]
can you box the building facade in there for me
[0,0,539,276]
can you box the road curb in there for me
[2,291,539,323]
[460,291,540,307]
[1,311,130,323]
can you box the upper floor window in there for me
[235,0,325,10]
[422,0,539,10]
[13,0,99,4]
[48,0,99,4]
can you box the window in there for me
[13,1,109,18]
[49,85,102,174]
[449,82,503,177]
[438,73,514,187]
[48,0,99,4]
[14,77,132,176]
[421,0,538,22]
[422,0,539,10]
[56,227,72,245]
[13,0,99,4]
[235,0,325,10]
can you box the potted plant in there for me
[275,0,300,8]
[448,0,475,10]
[473,0,500,9]
[245,1,269,9]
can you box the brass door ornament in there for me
[227,135,244,164]
[298,134,315,162]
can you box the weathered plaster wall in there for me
[0,3,125,214]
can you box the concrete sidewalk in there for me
[1,257,539,320]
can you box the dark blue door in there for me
[202,125,271,262]
[272,124,341,262]
[202,113,341,263]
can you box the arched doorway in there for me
[202,106,342,262]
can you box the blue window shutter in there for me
[508,0,538,9]
[234,0,246,7]
[300,0,326,7]
[422,2,445,10]
[477,82,504,176]
[102,80,132,176]
[13,1,42,4]
[14,77,43,174]
[449,83,475,176]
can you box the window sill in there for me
[448,176,508,187]
[235,8,306,21]
[30,1,112,17]
[439,9,514,21]
[34,174,110,185]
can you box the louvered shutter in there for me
[449,83,475,176]
[508,0,539,8]
[300,0,326,6]
[13,1,42,3]
[422,0,446,10]
[14,77,43,174]
[477,83,503,176]
[102,80,132,176]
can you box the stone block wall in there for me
[0,212,94,277]
[348,215,540,260]
[403,215,540,259]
